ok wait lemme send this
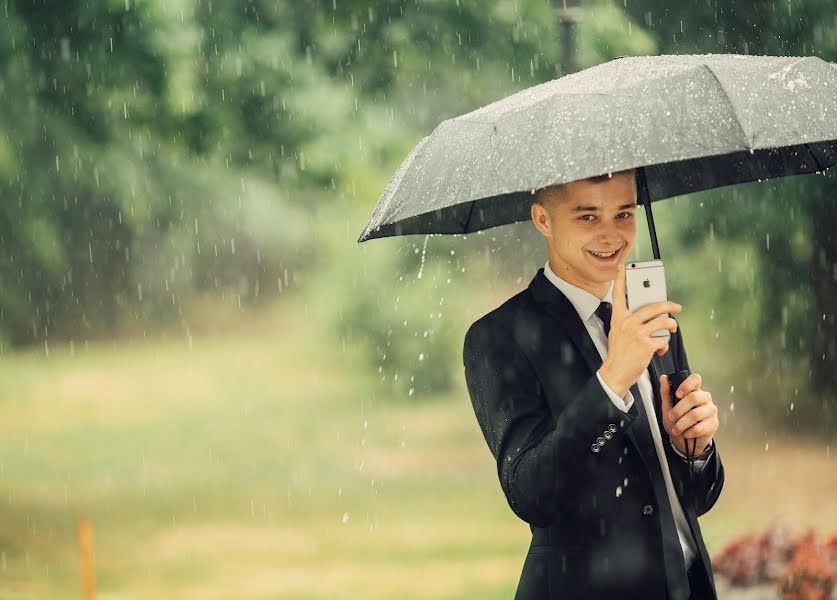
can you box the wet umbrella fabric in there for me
[357,54,837,244]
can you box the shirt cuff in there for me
[596,370,634,413]
[670,438,713,470]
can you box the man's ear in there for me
[531,202,551,238]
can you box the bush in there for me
[306,223,474,400]
[713,520,837,599]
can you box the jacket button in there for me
[642,504,654,516]
[603,431,613,440]
[596,436,606,446]
[591,443,601,453]
[608,424,618,433]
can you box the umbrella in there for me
[357,53,837,259]
[356,53,837,464]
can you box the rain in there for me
[0,1,835,599]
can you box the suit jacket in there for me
[462,268,724,600]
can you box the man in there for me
[462,169,724,600]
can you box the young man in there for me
[462,170,724,600]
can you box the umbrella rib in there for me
[463,92,616,127]
[703,63,752,149]
[461,198,477,233]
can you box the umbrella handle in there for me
[665,368,699,495]
[666,369,691,406]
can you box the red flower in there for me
[712,519,837,597]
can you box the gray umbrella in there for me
[357,54,837,248]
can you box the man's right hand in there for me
[598,263,682,399]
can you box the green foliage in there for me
[576,0,657,65]
[0,1,330,345]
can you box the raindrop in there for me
[341,513,350,524]
[417,234,429,279]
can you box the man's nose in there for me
[598,223,623,245]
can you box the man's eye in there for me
[580,214,595,221]
[617,212,634,219]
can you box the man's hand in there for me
[599,263,682,398]
[660,373,718,456]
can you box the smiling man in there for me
[463,169,724,600]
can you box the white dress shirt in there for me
[543,260,706,568]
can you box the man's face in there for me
[532,172,637,294]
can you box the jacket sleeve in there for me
[666,321,725,517]
[463,317,639,528]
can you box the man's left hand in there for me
[660,373,718,456]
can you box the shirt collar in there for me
[543,260,614,324]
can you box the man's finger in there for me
[660,374,672,419]
[670,390,711,423]
[640,315,678,338]
[672,403,714,436]
[633,301,682,325]
[674,373,702,401]
[653,337,670,356]
[612,262,627,317]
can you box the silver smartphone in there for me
[625,260,670,338]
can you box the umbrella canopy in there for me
[357,54,837,244]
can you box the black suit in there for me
[463,268,724,600]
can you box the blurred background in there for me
[0,1,835,598]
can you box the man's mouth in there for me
[586,247,623,262]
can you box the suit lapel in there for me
[529,268,605,376]
[544,301,603,376]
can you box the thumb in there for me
[612,262,627,317]
[660,374,672,414]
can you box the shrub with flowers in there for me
[713,520,837,599]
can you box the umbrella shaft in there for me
[637,167,662,261]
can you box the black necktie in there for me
[595,301,612,337]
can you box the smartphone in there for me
[625,260,670,338]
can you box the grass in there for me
[0,296,834,599]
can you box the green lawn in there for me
[0,298,833,599]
